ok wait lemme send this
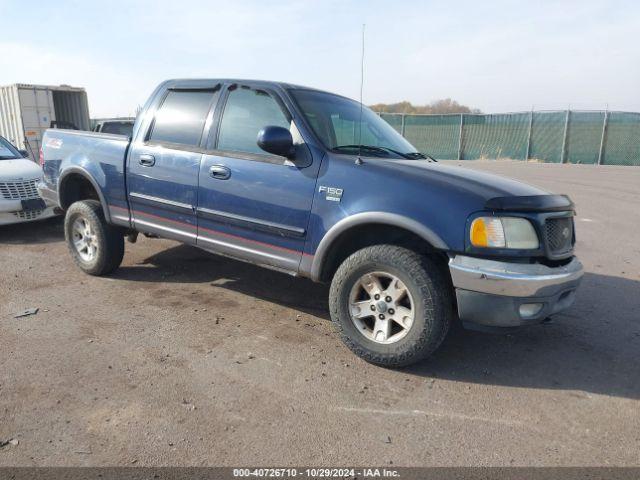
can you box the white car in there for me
[0,136,57,225]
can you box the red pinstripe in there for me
[109,204,314,257]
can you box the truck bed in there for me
[40,129,131,226]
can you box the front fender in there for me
[308,212,449,281]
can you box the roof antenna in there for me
[356,23,366,165]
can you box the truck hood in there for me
[0,158,43,181]
[390,160,548,200]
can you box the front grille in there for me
[14,209,43,221]
[544,217,574,256]
[0,179,40,200]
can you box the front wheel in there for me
[64,200,124,276]
[329,245,453,367]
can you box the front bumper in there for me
[449,255,583,328]
[0,194,58,226]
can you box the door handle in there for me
[139,154,155,167]
[209,164,231,180]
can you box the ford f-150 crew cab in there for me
[39,79,584,367]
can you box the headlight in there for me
[470,217,539,249]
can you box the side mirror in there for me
[19,149,29,158]
[257,126,295,158]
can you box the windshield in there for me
[290,89,421,159]
[0,136,20,160]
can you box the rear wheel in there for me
[64,200,124,276]
[329,245,453,367]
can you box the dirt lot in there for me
[1,160,639,467]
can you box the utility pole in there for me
[525,107,534,160]
[597,107,609,165]
[560,108,570,164]
[457,114,464,160]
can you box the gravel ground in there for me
[1,160,639,467]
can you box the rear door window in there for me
[217,87,290,155]
[149,90,219,147]
[102,122,134,136]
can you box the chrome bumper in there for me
[449,255,584,297]
[449,255,584,328]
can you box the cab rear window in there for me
[149,90,219,147]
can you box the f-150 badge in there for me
[319,186,343,202]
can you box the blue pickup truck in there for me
[39,79,583,367]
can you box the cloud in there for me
[1,0,638,115]
[0,42,152,117]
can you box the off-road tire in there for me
[64,200,124,276]
[329,245,453,367]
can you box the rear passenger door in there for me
[196,84,317,273]
[127,87,220,243]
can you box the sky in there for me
[1,0,638,117]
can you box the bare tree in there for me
[370,99,480,114]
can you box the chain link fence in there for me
[379,110,640,166]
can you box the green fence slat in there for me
[379,113,403,133]
[529,111,565,163]
[404,114,460,159]
[566,111,605,164]
[602,112,640,166]
[462,113,529,160]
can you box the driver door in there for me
[196,84,317,273]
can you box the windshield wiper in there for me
[407,152,438,162]
[331,144,425,160]
[403,152,428,160]
[332,145,394,157]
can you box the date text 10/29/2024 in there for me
[233,468,400,478]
